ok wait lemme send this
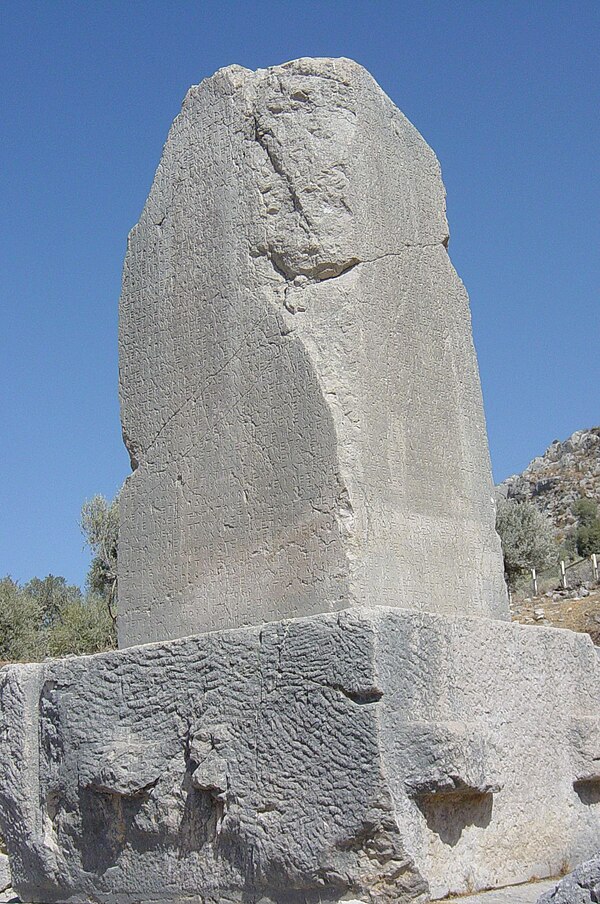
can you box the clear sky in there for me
[1,0,598,589]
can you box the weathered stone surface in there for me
[0,855,10,893]
[1,608,599,903]
[537,856,600,904]
[118,57,508,646]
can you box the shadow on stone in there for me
[574,780,600,806]
[177,773,224,856]
[79,788,145,873]
[416,791,494,847]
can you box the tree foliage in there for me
[80,493,119,623]
[572,497,598,527]
[577,523,600,558]
[46,594,115,658]
[0,493,120,663]
[573,498,600,558]
[495,497,556,588]
[0,577,45,662]
[24,575,82,627]
[0,576,117,662]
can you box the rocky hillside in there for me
[497,427,600,541]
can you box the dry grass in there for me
[511,588,600,645]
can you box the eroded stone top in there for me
[118,57,508,646]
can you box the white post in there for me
[531,567,538,596]
[560,559,567,590]
[593,553,598,583]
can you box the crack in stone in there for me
[136,235,450,466]
[361,243,448,262]
[261,244,449,314]
[252,114,313,234]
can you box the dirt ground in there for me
[511,586,600,645]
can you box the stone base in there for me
[1,608,599,903]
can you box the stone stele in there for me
[1,58,599,904]
[118,56,508,647]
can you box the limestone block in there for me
[118,57,508,646]
[1,609,599,904]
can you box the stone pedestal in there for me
[1,609,599,904]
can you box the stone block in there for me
[118,57,508,646]
[1,609,598,903]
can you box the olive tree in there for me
[495,497,556,589]
[572,498,600,558]
[47,594,115,657]
[0,577,45,662]
[80,493,119,625]
[24,574,81,627]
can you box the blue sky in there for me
[1,0,598,588]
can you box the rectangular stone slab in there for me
[1,608,599,903]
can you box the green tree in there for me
[80,493,119,625]
[24,574,81,628]
[576,522,600,558]
[573,498,598,528]
[0,574,117,662]
[47,594,116,657]
[572,498,600,558]
[495,498,556,589]
[1,495,120,664]
[0,577,45,662]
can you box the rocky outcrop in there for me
[498,428,600,539]
[118,56,507,647]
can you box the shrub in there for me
[572,497,598,527]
